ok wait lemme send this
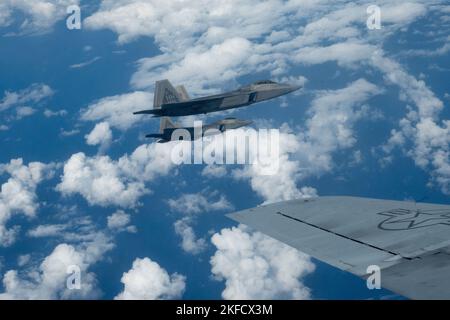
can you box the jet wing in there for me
[227,196,450,299]
[161,96,225,110]
[133,97,226,116]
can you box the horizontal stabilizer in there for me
[133,109,163,116]
[145,133,163,138]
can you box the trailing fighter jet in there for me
[146,117,252,143]
[133,79,301,117]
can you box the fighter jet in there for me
[133,79,301,117]
[146,117,252,143]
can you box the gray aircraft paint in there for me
[227,196,450,299]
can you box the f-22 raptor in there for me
[146,117,252,143]
[134,79,301,117]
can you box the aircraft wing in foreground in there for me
[227,196,450,299]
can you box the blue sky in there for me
[0,0,449,300]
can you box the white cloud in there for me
[167,189,232,214]
[373,53,450,194]
[381,2,427,25]
[131,37,254,93]
[294,42,376,66]
[69,57,101,69]
[201,165,227,178]
[28,224,67,238]
[17,254,31,267]
[0,243,100,299]
[297,79,382,173]
[210,225,315,299]
[168,189,232,254]
[0,83,53,112]
[85,0,314,47]
[44,109,68,118]
[82,0,440,99]
[2,211,119,299]
[85,121,113,153]
[57,143,175,208]
[372,53,443,119]
[107,210,136,233]
[80,91,151,131]
[115,257,186,300]
[0,0,79,34]
[15,106,36,119]
[0,158,54,246]
[59,128,80,137]
[174,217,206,255]
[231,129,317,204]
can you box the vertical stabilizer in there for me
[159,117,178,133]
[175,85,190,101]
[153,80,181,109]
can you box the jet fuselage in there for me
[134,80,301,117]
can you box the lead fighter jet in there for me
[134,79,301,117]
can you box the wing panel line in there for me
[275,211,412,260]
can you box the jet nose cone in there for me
[288,84,302,92]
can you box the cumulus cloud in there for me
[85,121,113,153]
[0,243,100,299]
[132,37,254,93]
[168,189,232,254]
[296,78,382,173]
[210,225,315,299]
[294,42,377,66]
[115,257,186,300]
[15,106,37,119]
[167,189,232,214]
[201,165,227,178]
[85,0,313,47]
[0,158,54,246]
[107,210,137,233]
[174,217,207,255]
[231,128,317,204]
[2,210,121,299]
[0,0,79,34]
[56,143,175,208]
[80,91,151,131]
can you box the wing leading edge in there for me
[227,196,450,299]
